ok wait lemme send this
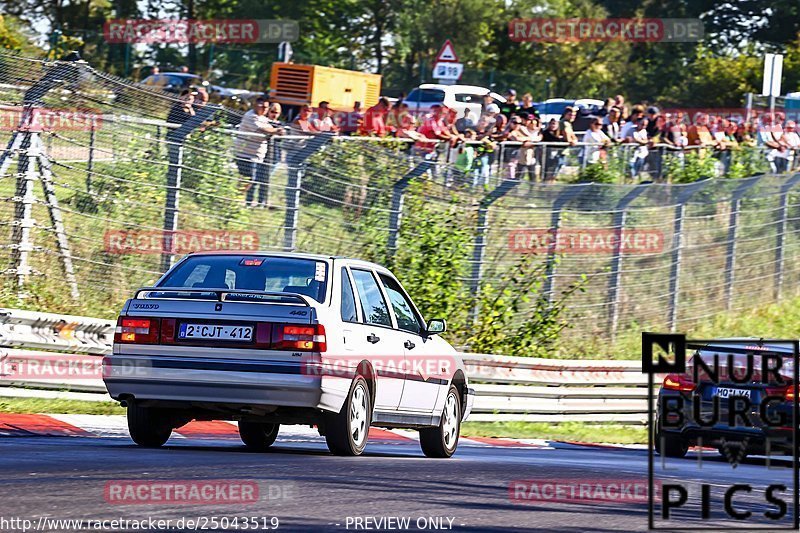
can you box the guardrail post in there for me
[387,160,434,258]
[667,179,712,332]
[282,133,334,252]
[774,173,800,300]
[469,179,521,324]
[542,183,593,304]
[724,177,761,310]
[606,183,651,338]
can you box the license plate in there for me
[715,387,751,399]
[178,323,253,341]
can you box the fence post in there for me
[160,144,184,272]
[282,133,334,252]
[387,160,433,258]
[667,179,712,332]
[724,177,760,310]
[86,122,96,193]
[606,183,651,338]
[542,183,593,304]
[10,132,36,298]
[468,179,521,324]
[774,173,800,300]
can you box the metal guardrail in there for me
[0,308,114,355]
[0,309,648,423]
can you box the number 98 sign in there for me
[433,62,464,80]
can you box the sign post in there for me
[762,53,784,117]
[432,39,463,85]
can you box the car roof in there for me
[157,72,202,79]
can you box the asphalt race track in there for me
[2,418,796,532]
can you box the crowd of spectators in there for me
[166,82,800,198]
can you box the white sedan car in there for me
[103,252,474,457]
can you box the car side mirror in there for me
[426,318,446,335]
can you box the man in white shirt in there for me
[234,98,284,207]
[310,101,340,133]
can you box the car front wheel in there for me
[127,403,172,448]
[324,376,371,456]
[420,385,461,458]
[655,430,689,458]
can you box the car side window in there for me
[340,268,358,323]
[379,274,422,334]
[351,269,392,327]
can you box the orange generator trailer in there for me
[269,63,382,112]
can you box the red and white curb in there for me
[0,413,565,449]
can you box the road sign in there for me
[433,62,463,81]
[435,40,459,63]
[762,53,783,97]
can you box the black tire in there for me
[127,403,172,448]
[655,431,689,458]
[324,376,371,456]
[420,385,461,458]
[238,421,279,451]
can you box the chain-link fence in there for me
[2,52,800,345]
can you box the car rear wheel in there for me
[420,385,461,458]
[238,422,280,451]
[324,376,371,456]
[655,431,689,458]
[127,403,172,448]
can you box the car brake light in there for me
[114,317,160,344]
[274,324,326,352]
[767,385,797,402]
[662,373,695,392]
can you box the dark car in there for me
[656,342,796,460]
[141,72,205,94]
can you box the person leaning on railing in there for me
[233,97,284,208]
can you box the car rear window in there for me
[539,101,573,115]
[406,88,445,103]
[159,255,328,303]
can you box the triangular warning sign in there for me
[435,40,459,63]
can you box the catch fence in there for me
[1,52,799,342]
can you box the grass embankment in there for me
[0,397,124,415]
[568,292,800,360]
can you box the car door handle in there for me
[404,340,416,350]
[367,334,380,344]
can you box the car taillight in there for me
[273,324,326,352]
[662,373,695,392]
[114,317,160,344]
[767,385,796,402]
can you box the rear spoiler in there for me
[687,342,796,357]
[133,287,312,306]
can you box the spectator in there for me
[630,118,650,178]
[499,89,518,117]
[455,108,475,134]
[481,103,501,128]
[361,97,390,136]
[687,113,716,147]
[602,107,622,142]
[782,121,800,170]
[396,112,425,141]
[645,107,662,140]
[167,89,195,125]
[292,104,319,133]
[151,65,160,75]
[519,93,539,118]
[416,104,453,157]
[310,101,340,133]
[339,101,363,135]
[600,97,615,117]
[233,98,284,208]
[180,65,190,73]
[541,118,565,181]
[386,102,410,134]
[559,106,578,145]
[453,130,477,186]
[614,94,630,121]
[582,118,611,165]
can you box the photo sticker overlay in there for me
[644,335,799,530]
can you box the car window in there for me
[379,274,422,334]
[340,268,358,323]
[143,75,164,87]
[454,93,482,103]
[159,255,328,303]
[540,101,572,115]
[350,269,392,327]
[406,88,445,103]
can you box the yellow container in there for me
[269,63,382,111]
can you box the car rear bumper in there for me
[103,355,347,411]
